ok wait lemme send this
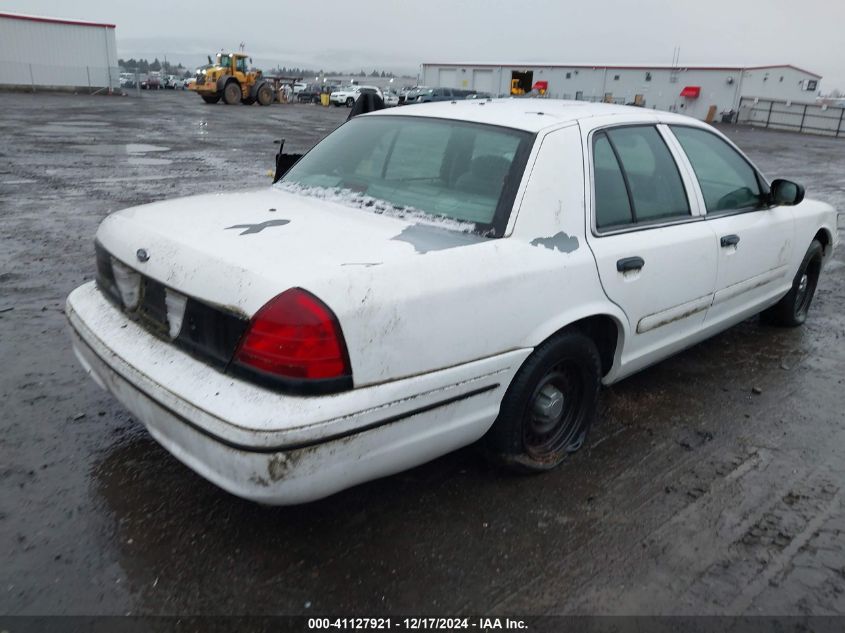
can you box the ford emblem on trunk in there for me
[136,248,150,263]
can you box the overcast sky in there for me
[4,0,844,90]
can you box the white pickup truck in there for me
[67,100,840,504]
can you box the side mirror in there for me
[770,179,805,206]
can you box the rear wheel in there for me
[223,81,241,105]
[485,330,601,472]
[762,239,823,327]
[257,83,274,106]
[201,94,220,104]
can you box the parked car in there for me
[382,89,400,107]
[297,84,323,104]
[292,82,307,94]
[67,100,839,504]
[140,74,161,90]
[163,75,180,89]
[414,87,476,103]
[399,85,427,104]
[119,73,137,89]
[330,85,383,107]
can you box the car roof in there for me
[365,98,696,133]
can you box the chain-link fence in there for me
[0,61,120,92]
[737,96,845,137]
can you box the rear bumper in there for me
[67,282,526,504]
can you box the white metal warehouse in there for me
[421,62,822,121]
[0,12,118,92]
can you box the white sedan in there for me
[67,100,840,504]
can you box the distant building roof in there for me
[0,11,115,29]
[423,62,821,78]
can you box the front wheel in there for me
[256,83,274,106]
[223,81,241,105]
[484,330,601,472]
[762,239,823,327]
[345,97,355,107]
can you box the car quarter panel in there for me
[505,122,630,368]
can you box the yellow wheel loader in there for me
[190,52,274,106]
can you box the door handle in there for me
[720,234,740,248]
[616,256,645,272]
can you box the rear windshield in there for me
[278,115,534,236]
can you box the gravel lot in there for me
[1,90,844,616]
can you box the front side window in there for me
[593,126,690,230]
[236,57,247,73]
[279,116,533,236]
[671,126,763,213]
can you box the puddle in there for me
[128,157,172,166]
[126,144,170,154]
[32,123,111,136]
[64,121,110,127]
[91,175,184,183]
[124,144,172,165]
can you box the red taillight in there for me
[234,288,351,381]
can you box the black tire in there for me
[256,83,273,106]
[223,81,241,105]
[762,239,823,327]
[484,330,601,472]
[345,97,355,107]
[201,94,220,104]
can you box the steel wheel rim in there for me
[523,362,585,459]
[795,258,820,317]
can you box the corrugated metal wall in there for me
[0,16,118,89]
[421,64,822,121]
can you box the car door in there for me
[584,123,717,375]
[667,125,794,326]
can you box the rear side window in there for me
[593,135,632,229]
[671,126,763,213]
[593,126,690,230]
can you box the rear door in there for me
[667,125,794,326]
[584,122,717,375]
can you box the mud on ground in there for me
[1,91,844,615]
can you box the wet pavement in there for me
[1,91,844,616]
